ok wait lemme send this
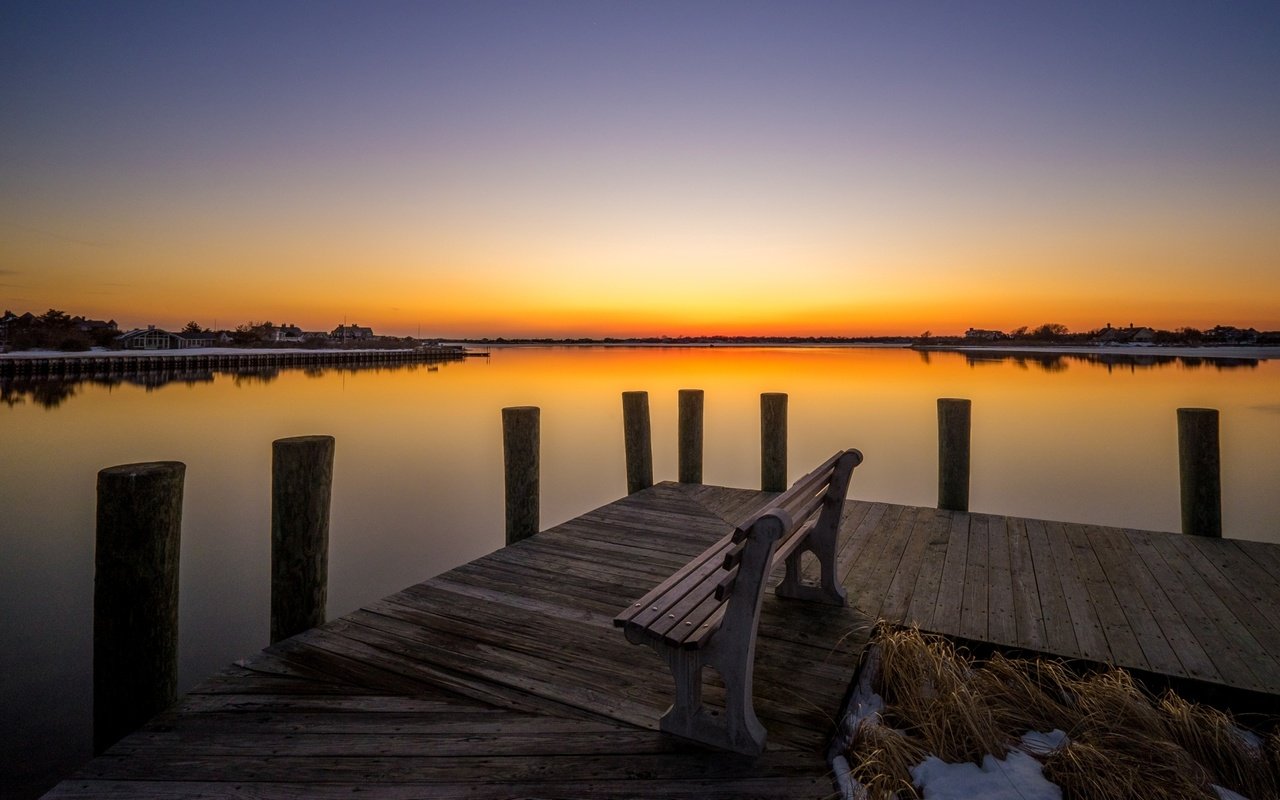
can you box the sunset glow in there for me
[3,2,1279,336]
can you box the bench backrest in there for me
[710,449,861,644]
[615,449,861,651]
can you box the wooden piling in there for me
[503,406,540,544]
[623,391,654,494]
[937,398,971,512]
[678,389,704,484]
[761,392,788,492]
[1178,407,1222,538]
[271,435,335,644]
[94,461,185,754]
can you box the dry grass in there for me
[1159,691,1279,800]
[969,652,1076,734]
[846,716,926,800]
[1042,735,1216,800]
[872,626,1010,763]
[843,625,1279,800]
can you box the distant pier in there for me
[0,346,485,379]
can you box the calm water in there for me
[3,345,1279,796]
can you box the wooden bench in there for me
[613,449,863,755]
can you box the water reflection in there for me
[1,345,1277,799]
[0,360,458,409]
[958,349,1259,372]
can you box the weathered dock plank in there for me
[1006,517,1048,652]
[1022,518,1077,655]
[1044,519,1111,662]
[928,512,970,634]
[959,513,989,642]
[1083,524,1182,675]
[984,514,1018,647]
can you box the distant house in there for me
[331,324,375,341]
[0,311,35,344]
[118,326,184,350]
[178,331,215,348]
[270,324,305,343]
[73,317,118,334]
[301,330,329,341]
[118,325,212,350]
[964,328,1006,341]
[1205,325,1259,344]
[1095,325,1155,345]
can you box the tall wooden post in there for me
[761,392,788,492]
[271,435,335,644]
[938,398,971,512]
[678,389,704,484]
[502,406,540,544]
[1178,407,1221,538]
[94,461,185,754]
[623,391,653,494]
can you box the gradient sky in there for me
[3,1,1279,337]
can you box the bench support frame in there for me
[656,512,785,755]
[623,449,860,755]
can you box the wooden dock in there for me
[0,347,479,379]
[45,482,1280,798]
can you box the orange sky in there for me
[3,4,1279,337]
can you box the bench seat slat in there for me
[680,602,728,649]
[655,586,729,648]
[642,565,734,640]
[613,531,735,629]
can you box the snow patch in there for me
[910,750,1063,800]
[1020,729,1068,756]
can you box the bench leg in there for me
[657,646,767,756]
[778,537,847,606]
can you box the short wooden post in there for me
[94,461,185,754]
[623,391,653,494]
[761,392,788,492]
[502,406,540,544]
[271,435,335,644]
[938,398,971,511]
[678,389,704,484]
[1178,407,1221,538]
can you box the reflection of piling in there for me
[761,392,788,491]
[938,398,971,512]
[502,407,540,544]
[678,389,704,484]
[623,391,653,494]
[1178,408,1222,538]
[94,461,185,754]
[271,436,335,643]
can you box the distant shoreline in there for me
[448,340,1280,360]
[5,341,1278,361]
[914,343,1280,360]
[442,341,910,350]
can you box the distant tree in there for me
[39,308,71,327]
[918,330,932,341]
[231,323,260,346]
[1032,323,1069,339]
[56,333,90,351]
[1178,327,1203,344]
[182,320,204,334]
[1010,326,1029,338]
